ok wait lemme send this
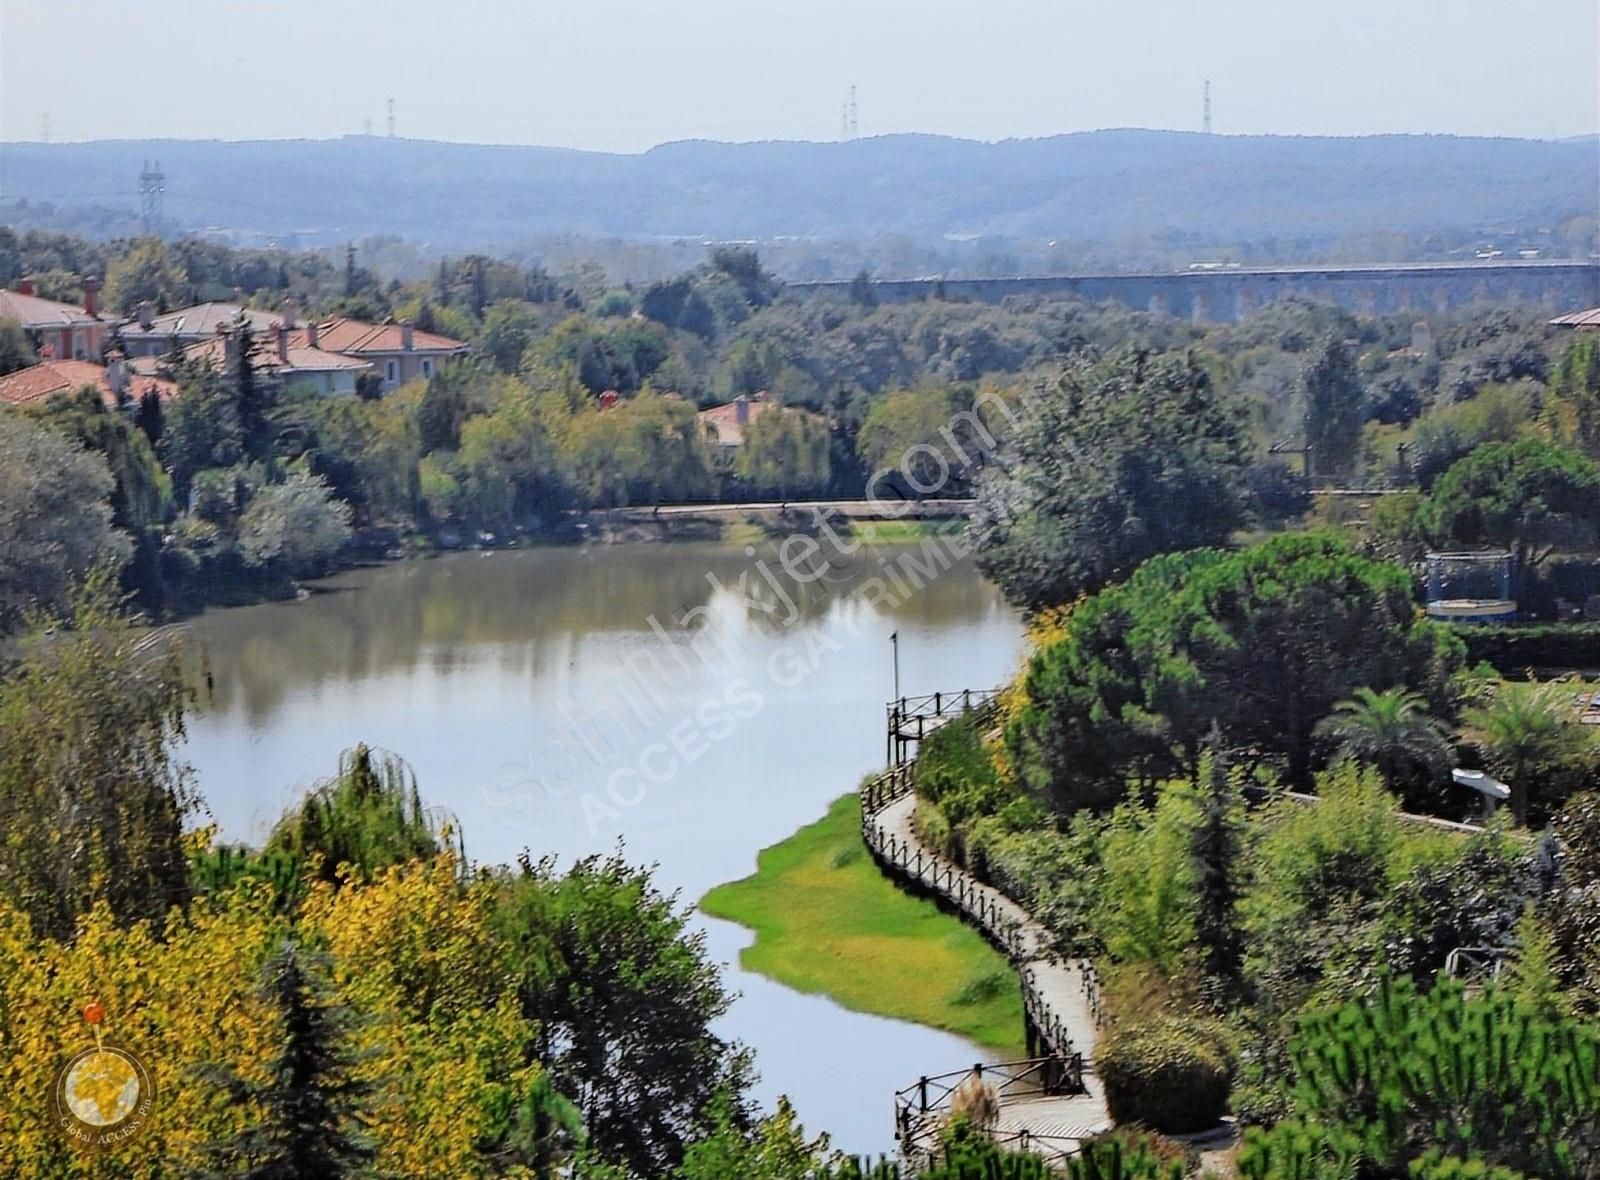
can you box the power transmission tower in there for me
[40,113,50,144]
[387,98,396,138]
[848,85,859,139]
[138,160,166,234]
[1202,80,1213,134]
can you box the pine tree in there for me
[198,939,374,1179]
[1191,739,1245,1005]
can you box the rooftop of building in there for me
[182,330,374,374]
[303,316,467,355]
[0,287,101,329]
[696,393,776,447]
[1551,306,1600,329]
[121,302,283,339]
[0,358,175,409]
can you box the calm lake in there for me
[179,539,1024,1156]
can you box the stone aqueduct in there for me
[790,261,1600,324]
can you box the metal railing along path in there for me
[859,688,1110,1162]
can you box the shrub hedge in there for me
[1457,623,1600,671]
[1095,1014,1233,1134]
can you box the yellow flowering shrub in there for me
[0,886,283,1178]
[301,855,542,1177]
[0,857,542,1178]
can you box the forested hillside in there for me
[4,131,1595,272]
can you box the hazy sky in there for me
[3,0,1597,150]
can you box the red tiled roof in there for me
[301,317,467,355]
[0,289,100,329]
[696,396,776,447]
[0,360,174,408]
[181,332,373,375]
[1551,307,1600,329]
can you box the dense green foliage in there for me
[1191,750,1247,1001]
[0,581,192,941]
[1417,438,1600,564]
[914,714,1013,833]
[1262,977,1600,1179]
[1313,687,1454,811]
[1461,679,1599,824]
[1005,532,1464,807]
[0,412,130,628]
[1301,335,1366,478]
[264,743,460,886]
[972,350,1248,610]
[496,852,750,1177]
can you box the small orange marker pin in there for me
[82,1000,106,1053]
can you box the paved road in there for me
[595,499,975,520]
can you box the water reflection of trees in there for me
[187,542,1010,723]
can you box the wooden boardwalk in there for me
[861,743,1110,1166]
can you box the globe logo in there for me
[52,1002,156,1152]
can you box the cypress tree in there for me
[231,319,277,460]
[135,387,164,445]
[1301,333,1365,479]
[1191,737,1245,1005]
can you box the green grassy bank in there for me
[701,793,1025,1055]
[848,518,967,544]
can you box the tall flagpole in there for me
[890,630,900,702]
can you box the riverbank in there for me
[153,504,969,624]
[700,793,1025,1056]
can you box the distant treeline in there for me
[3,129,1596,276]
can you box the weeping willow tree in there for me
[265,744,463,885]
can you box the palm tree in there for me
[1314,687,1454,804]
[1463,679,1597,825]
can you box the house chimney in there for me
[106,355,128,403]
[137,300,155,330]
[81,276,100,318]
[281,297,298,330]
[275,323,289,364]
[400,320,414,351]
[15,277,35,297]
[735,396,750,427]
[305,319,320,349]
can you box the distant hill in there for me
[2,130,1595,261]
